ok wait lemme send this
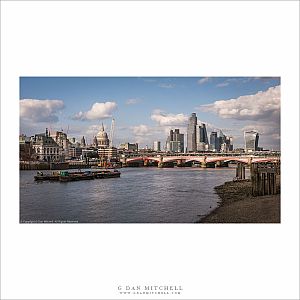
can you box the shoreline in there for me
[199,179,280,223]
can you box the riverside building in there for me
[50,131,70,161]
[32,128,60,162]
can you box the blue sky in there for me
[20,77,281,150]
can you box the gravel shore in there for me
[200,179,280,223]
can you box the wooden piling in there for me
[235,163,245,180]
[251,163,280,196]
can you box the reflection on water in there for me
[20,167,243,223]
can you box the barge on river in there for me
[34,170,121,182]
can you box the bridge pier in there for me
[176,159,185,167]
[200,156,207,168]
[158,155,163,168]
[247,157,253,167]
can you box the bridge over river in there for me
[122,154,280,168]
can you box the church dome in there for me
[96,123,109,148]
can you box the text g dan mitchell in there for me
[118,285,183,294]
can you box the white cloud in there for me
[200,85,280,122]
[126,98,141,105]
[197,77,210,85]
[20,99,64,122]
[86,124,102,136]
[73,101,117,120]
[151,110,188,126]
[131,124,152,136]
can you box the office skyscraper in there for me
[153,141,161,152]
[209,131,219,152]
[166,129,184,153]
[187,113,197,152]
[199,123,209,144]
[244,130,259,152]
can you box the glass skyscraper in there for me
[209,131,219,151]
[244,130,259,152]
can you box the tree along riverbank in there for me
[199,179,280,223]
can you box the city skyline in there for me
[20,77,281,150]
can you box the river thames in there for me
[20,167,249,223]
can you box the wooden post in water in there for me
[251,163,279,196]
[236,163,245,180]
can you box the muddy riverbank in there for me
[200,180,280,223]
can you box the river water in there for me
[20,167,244,223]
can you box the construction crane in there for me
[109,118,115,148]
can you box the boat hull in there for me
[34,170,121,182]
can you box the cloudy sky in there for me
[20,77,280,150]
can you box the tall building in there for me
[199,123,209,144]
[153,141,161,152]
[225,136,234,152]
[209,131,219,152]
[166,129,184,153]
[187,113,197,152]
[196,123,209,151]
[80,136,86,147]
[244,130,259,152]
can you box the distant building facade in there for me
[80,136,86,147]
[119,143,138,152]
[244,130,259,152]
[68,143,82,159]
[50,131,70,161]
[98,147,118,159]
[187,113,197,152]
[209,131,219,151]
[96,124,109,148]
[32,128,60,162]
[19,134,34,161]
[196,123,209,151]
[166,129,184,153]
[153,141,161,152]
[209,130,233,152]
[92,136,98,148]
